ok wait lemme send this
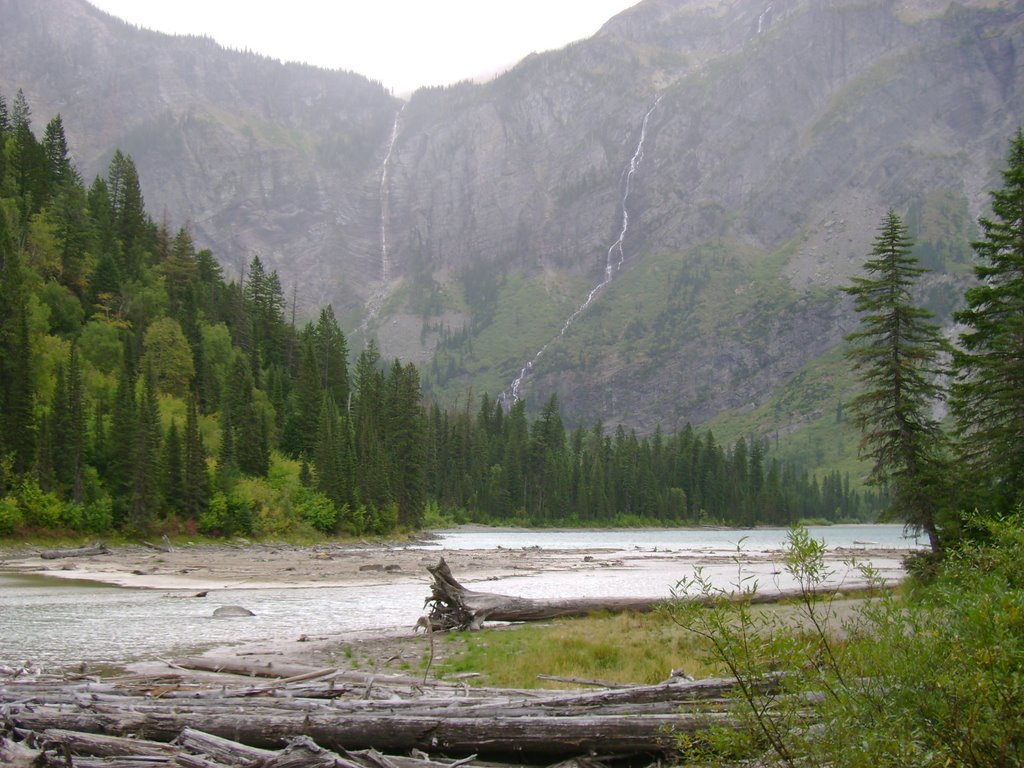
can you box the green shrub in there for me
[82,497,113,534]
[199,491,255,537]
[663,518,1024,767]
[18,478,64,529]
[295,488,338,534]
[0,495,23,534]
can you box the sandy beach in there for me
[0,537,635,590]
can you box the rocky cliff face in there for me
[2,0,1022,433]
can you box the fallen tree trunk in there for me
[423,558,663,630]
[2,673,745,762]
[423,557,860,631]
[10,706,730,758]
[38,543,110,560]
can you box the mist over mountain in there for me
[2,0,1021,444]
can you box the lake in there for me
[0,524,918,671]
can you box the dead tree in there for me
[423,557,663,631]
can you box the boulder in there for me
[213,605,255,618]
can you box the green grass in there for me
[434,610,722,688]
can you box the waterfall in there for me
[501,97,661,408]
[361,105,404,332]
[379,105,404,284]
[757,4,773,34]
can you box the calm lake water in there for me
[0,525,918,671]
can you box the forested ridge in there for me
[0,90,876,539]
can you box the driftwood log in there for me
[423,557,663,630]
[1,671,744,765]
[423,557,861,631]
[38,543,110,560]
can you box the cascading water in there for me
[361,105,404,331]
[501,96,661,407]
[379,105,404,284]
[757,4,773,34]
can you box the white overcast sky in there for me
[87,1,640,95]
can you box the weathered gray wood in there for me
[38,543,110,560]
[424,558,662,630]
[175,727,277,765]
[423,557,861,631]
[8,706,734,757]
[42,728,176,758]
[0,736,39,768]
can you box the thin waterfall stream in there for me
[501,96,661,407]
[361,105,404,331]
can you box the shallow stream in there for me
[0,525,918,670]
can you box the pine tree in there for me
[50,345,86,502]
[951,129,1024,514]
[129,366,162,532]
[107,150,147,276]
[353,342,391,511]
[10,89,51,218]
[183,392,210,519]
[162,420,185,515]
[843,210,949,550]
[314,306,349,407]
[42,115,76,187]
[313,394,353,514]
[385,361,426,528]
[108,342,138,522]
[0,230,35,474]
[281,337,322,458]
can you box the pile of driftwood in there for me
[0,662,747,767]
[0,557,826,766]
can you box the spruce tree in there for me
[385,361,426,528]
[42,115,75,187]
[183,392,210,519]
[129,366,162,532]
[0,233,35,474]
[162,420,185,515]
[281,337,322,458]
[314,306,349,407]
[843,210,949,551]
[313,394,353,515]
[951,129,1024,513]
[107,151,147,276]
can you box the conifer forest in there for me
[0,90,872,539]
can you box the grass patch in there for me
[434,610,722,688]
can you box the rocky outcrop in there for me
[1,0,1021,432]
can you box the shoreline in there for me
[0,538,913,680]
[0,538,911,592]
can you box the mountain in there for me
[2,0,1022,448]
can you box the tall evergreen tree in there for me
[0,229,35,473]
[843,210,949,550]
[313,394,353,515]
[951,129,1024,514]
[353,341,390,510]
[162,420,185,515]
[224,354,268,476]
[107,150,147,275]
[50,345,86,502]
[281,336,322,458]
[108,345,138,520]
[385,361,426,528]
[183,392,210,519]
[129,366,162,532]
[313,306,350,408]
[42,115,76,187]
